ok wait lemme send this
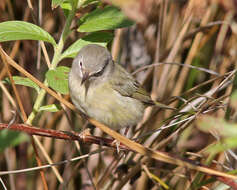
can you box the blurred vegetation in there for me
[0,0,237,189]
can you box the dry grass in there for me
[0,0,237,189]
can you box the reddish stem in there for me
[0,123,129,150]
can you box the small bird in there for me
[69,44,173,130]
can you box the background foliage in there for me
[0,0,237,189]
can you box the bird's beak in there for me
[81,71,90,85]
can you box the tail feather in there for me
[153,101,176,110]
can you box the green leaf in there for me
[207,137,237,154]
[197,116,237,137]
[81,0,99,7]
[51,0,64,8]
[61,31,113,59]
[39,104,62,112]
[0,21,56,46]
[230,90,237,109]
[78,5,134,32]
[61,2,72,10]
[0,130,29,152]
[46,66,70,94]
[197,116,237,154]
[4,76,40,93]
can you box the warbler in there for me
[69,44,173,130]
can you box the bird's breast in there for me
[69,79,145,130]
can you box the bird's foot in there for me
[79,128,91,139]
[112,139,121,154]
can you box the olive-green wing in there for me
[110,63,176,110]
[110,63,154,106]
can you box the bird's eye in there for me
[79,61,83,68]
[78,61,84,77]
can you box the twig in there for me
[0,149,105,176]
[1,122,237,183]
[0,123,128,151]
[132,62,220,76]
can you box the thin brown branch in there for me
[1,122,237,181]
[31,138,49,190]
[0,46,76,112]
[2,52,27,122]
[0,123,128,150]
[217,176,237,190]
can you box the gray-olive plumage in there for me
[69,44,165,130]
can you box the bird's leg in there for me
[124,126,129,136]
[111,138,121,154]
[115,141,120,154]
[112,126,130,154]
[78,127,92,142]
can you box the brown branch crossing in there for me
[0,123,128,150]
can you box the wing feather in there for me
[110,63,154,106]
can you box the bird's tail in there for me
[153,101,176,110]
